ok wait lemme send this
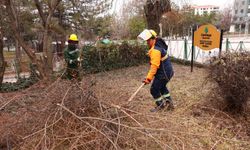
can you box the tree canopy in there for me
[1,0,113,79]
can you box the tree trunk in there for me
[43,17,54,76]
[7,43,10,51]
[0,31,6,85]
[58,34,65,57]
[43,29,52,77]
[15,39,21,77]
[15,39,21,61]
[36,0,62,77]
[14,1,22,75]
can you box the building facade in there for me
[230,0,250,34]
[193,5,220,15]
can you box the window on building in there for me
[242,1,245,5]
[235,10,238,14]
[248,8,250,13]
[240,17,243,21]
[241,9,244,13]
[249,0,250,4]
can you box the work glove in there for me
[143,78,151,84]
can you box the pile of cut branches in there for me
[0,79,166,149]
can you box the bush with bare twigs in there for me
[209,52,250,112]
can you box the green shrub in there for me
[81,41,148,73]
[0,64,39,92]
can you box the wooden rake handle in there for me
[127,83,145,102]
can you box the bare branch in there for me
[34,0,46,26]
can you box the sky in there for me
[174,0,234,9]
[191,0,234,8]
[112,0,235,13]
[111,0,125,14]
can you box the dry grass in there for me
[0,63,249,150]
[91,63,250,149]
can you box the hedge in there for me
[81,41,148,73]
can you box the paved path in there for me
[3,73,30,83]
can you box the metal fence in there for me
[166,38,250,64]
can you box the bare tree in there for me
[2,0,113,80]
[3,0,63,79]
[219,7,232,32]
[4,0,46,78]
[112,0,146,39]
[0,29,5,85]
[12,0,22,75]
[161,7,183,38]
[0,1,5,85]
[34,0,62,76]
[144,0,171,33]
[162,12,176,38]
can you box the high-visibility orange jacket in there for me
[146,38,173,80]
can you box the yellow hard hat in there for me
[149,29,157,38]
[138,29,157,41]
[68,34,78,42]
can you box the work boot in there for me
[150,100,165,112]
[164,98,174,110]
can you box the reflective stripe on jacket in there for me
[64,47,80,68]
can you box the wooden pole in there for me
[191,27,195,72]
[128,83,145,102]
[219,30,224,58]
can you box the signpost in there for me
[191,24,223,72]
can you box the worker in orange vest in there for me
[138,29,174,112]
